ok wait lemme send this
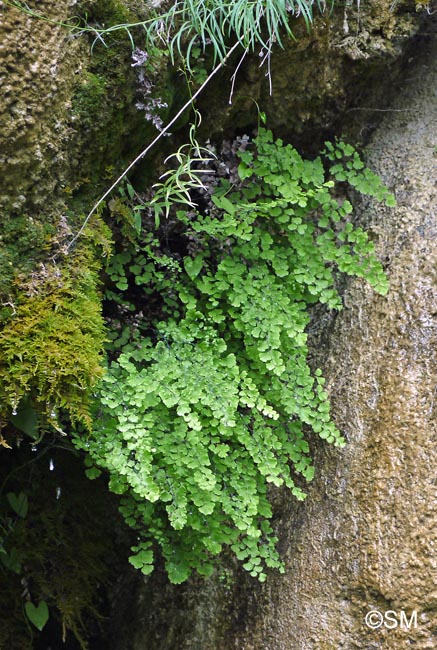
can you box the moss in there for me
[86,0,135,24]
[71,72,107,125]
[66,4,170,193]
[68,50,139,188]
[0,0,173,439]
[0,220,111,433]
[1,0,170,214]
[0,214,56,306]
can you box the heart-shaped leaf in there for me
[11,397,38,439]
[184,255,203,280]
[25,601,49,631]
[0,546,22,573]
[7,491,28,518]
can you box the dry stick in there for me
[259,37,273,97]
[229,48,248,104]
[66,39,242,253]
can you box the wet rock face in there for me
[0,0,146,216]
[198,0,421,149]
[212,14,437,650]
[108,13,436,650]
[0,0,86,212]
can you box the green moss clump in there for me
[71,72,107,126]
[68,0,173,192]
[0,222,111,431]
[86,0,134,24]
[0,214,56,306]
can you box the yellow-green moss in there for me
[0,221,111,432]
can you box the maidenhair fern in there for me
[75,129,393,583]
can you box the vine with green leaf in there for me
[74,127,393,584]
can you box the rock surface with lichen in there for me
[198,0,423,150]
[0,0,153,215]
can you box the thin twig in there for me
[266,49,272,96]
[229,48,248,104]
[259,38,273,96]
[66,39,241,252]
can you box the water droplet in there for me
[56,487,61,500]
[49,459,55,471]
[51,410,56,418]
[12,408,17,416]
[31,445,38,452]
